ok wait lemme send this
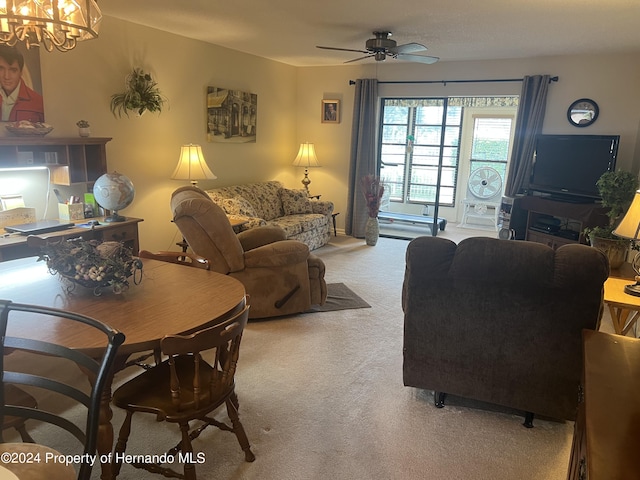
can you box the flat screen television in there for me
[528,134,620,201]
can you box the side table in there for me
[331,212,339,236]
[603,276,640,336]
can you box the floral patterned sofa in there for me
[204,181,334,250]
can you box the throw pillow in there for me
[205,190,228,206]
[221,196,258,218]
[279,188,313,215]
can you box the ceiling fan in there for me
[317,31,439,64]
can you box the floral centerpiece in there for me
[37,238,142,295]
[360,174,385,218]
[360,175,385,246]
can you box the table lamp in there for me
[171,144,217,186]
[292,142,320,194]
[613,189,640,296]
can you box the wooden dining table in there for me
[0,256,246,480]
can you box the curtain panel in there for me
[345,78,378,237]
[504,75,551,197]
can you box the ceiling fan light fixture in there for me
[317,30,438,65]
[366,31,396,52]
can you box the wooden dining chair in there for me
[1,384,37,443]
[112,303,254,480]
[123,250,210,372]
[0,300,125,480]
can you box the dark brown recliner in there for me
[171,186,326,319]
[402,236,609,426]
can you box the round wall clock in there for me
[567,98,599,127]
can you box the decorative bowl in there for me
[6,125,53,136]
[37,238,142,295]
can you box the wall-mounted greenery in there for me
[110,68,166,118]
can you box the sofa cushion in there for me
[205,181,284,221]
[205,190,229,206]
[269,213,327,237]
[221,195,258,218]
[226,182,283,220]
[280,188,313,215]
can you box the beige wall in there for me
[6,16,639,248]
[31,17,298,251]
[296,53,640,230]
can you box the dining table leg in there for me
[95,355,128,480]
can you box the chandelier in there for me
[0,0,102,52]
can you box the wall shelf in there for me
[0,137,112,185]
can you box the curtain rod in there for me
[349,76,559,85]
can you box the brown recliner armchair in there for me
[171,186,326,319]
[403,236,609,426]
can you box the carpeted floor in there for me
[10,234,622,480]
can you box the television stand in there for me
[517,196,608,249]
[546,195,599,204]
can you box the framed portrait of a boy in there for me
[321,99,339,124]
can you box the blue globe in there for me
[93,172,135,222]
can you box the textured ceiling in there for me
[101,0,640,67]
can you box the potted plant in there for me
[110,68,166,118]
[585,170,639,268]
[76,120,90,137]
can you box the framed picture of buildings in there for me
[322,99,339,124]
[206,86,257,143]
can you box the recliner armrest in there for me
[238,225,287,251]
[243,240,309,268]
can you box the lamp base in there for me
[624,283,640,297]
[300,168,311,194]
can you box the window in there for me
[379,98,461,207]
[379,96,518,208]
[469,117,512,180]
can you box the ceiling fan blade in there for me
[344,54,374,64]
[396,53,440,64]
[391,42,428,54]
[316,45,369,54]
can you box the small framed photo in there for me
[322,99,340,124]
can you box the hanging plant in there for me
[110,68,167,118]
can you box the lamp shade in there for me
[614,190,640,239]
[292,143,320,168]
[171,144,217,185]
